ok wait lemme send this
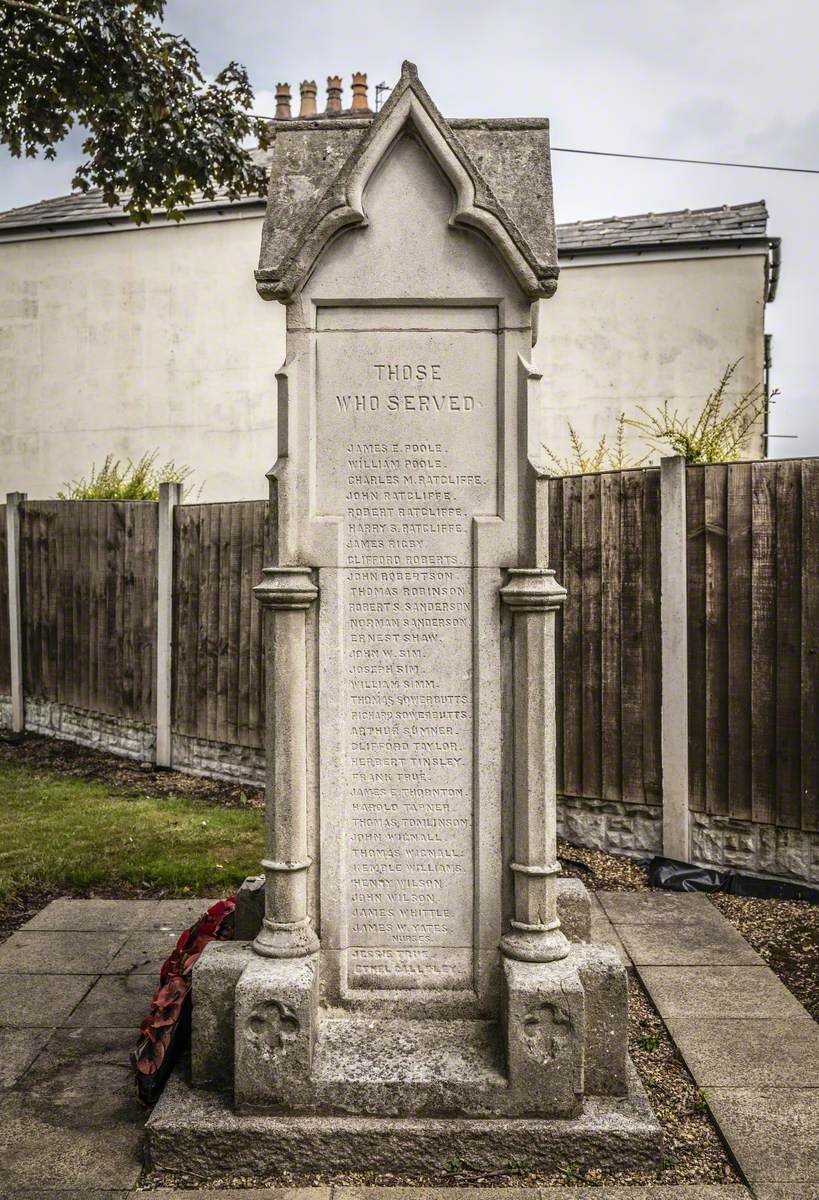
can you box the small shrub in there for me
[626,359,775,463]
[58,450,195,500]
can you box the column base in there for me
[499,925,571,962]
[253,918,320,959]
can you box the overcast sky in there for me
[1,0,817,453]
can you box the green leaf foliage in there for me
[58,450,194,499]
[0,0,271,223]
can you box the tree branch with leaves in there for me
[0,0,271,223]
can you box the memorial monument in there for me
[148,62,660,1176]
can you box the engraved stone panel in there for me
[315,310,498,990]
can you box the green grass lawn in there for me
[0,759,264,903]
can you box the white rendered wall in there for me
[0,221,768,501]
[0,215,281,501]
[533,251,768,468]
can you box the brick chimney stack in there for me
[325,75,343,115]
[275,83,291,120]
[299,80,317,118]
[350,72,369,112]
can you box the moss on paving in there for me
[0,758,263,903]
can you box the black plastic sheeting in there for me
[646,856,819,904]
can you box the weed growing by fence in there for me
[626,359,774,463]
[58,450,194,500]
[541,413,648,476]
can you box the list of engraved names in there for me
[317,326,497,991]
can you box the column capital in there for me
[500,567,566,612]
[254,565,318,610]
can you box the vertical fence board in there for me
[775,460,802,829]
[0,505,9,694]
[642,468,662,802]
[170,501,267,749]
[704,466,729,816]
[620,470,644,803]
[686,468,707,812]
[581,475,602,798]
[600,472,622,801]
[561,477,583,795]
[549,479,565,795]
[726,463,753,821]
[750,463,777,824]
[802,459,819,832]
[249,501,265,747]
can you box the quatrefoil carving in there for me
[246,999,300,1054]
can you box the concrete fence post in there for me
[156,481,182,767]
[660,455,690,861]
[6,492,26,735]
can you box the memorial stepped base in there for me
[310,1014,506,1115]
[146,1058,662,1178]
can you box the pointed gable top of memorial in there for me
[255,61,559,302]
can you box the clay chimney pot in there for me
[274,82,291,120]
[325,75,343,115]
[299,80,317,118]
[351,71,369,112]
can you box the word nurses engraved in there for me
[316,322,498,991]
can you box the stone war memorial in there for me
[147,62,661,1176]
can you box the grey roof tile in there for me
[556,200,768,251]
[0,148,769,257]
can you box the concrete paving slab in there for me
[666,1017,819,1088]
[16,1025,142,1128]
[65,972,156,1027]
[0,930,128,974]
[0,1027,54,1088]
[148,1192,331,1199]
[99,928,182,975]
[597,890,713,925]
[5,1192,132,1199]
[150,898,222,929]
[0,972,94,1026]
[588,894,630,965]
[20,897,161,932]
[334,1188,751,1198]
[0,1092,143,1190]
[750,1186,816,1199]
[705,1087,819,1184]
[618,919,762,966]
[638,966,807,1020]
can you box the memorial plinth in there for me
[147,61,660,1177]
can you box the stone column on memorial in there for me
[252,565,319,959]
[499,567,570,964]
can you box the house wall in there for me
[0,221,768,502]
[533,251,769,468]
[0,215,281,502]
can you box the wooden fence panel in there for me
[0,505,9,693]
[802,460,819,831]
[550,468,662,809]
[18,500,157,721]
[688,459,818,833]
[171,501,266,748]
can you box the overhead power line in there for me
[550,147,818,175]
[250,118,818,175]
